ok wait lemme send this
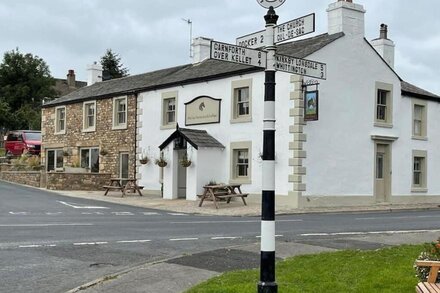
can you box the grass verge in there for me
[0,148,4,156]
[186,245,422,293]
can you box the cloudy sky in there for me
[1,0,439,94]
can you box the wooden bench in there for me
[415,260,440,293]
[103,185,124,196]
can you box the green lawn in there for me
[186,245,422,293]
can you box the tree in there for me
[100,49,129,80]
[0,48,56,130]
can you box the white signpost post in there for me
[209,4,327,293]
[210,40,267,68]
[236,13,315,49]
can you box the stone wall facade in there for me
[46,172,112,190]
[41,94,137,180]
[0,171,41,188]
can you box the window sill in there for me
[112,124,127,131]
[374,122,393,128]
[82,128,96,133]
[54,131,66,135]
[230,116,252,124]
[160,123,176,130]
[412,136,428,141]
[411,187,428,193]
[229,178,251,185]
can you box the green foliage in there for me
[187,245,423,293]
[0,148,5,156]
[0,48,55,130]
[414,238,440,282]
[100,49,129,80]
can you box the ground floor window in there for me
[80,147,99,173]
[47,149,64,171]
[412,150,427,191]
[230,141,252,184]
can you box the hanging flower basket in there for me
[140,158,149,165]
[155,159,167,167]
[180,153,191,167]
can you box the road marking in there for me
[300,229,440,237]
[73,242,108,246]
[19,245,42,248]
[256,235,284,238]
[81,212,105,215]
[169,238,199,241]
[170,219,302,224]
[112,212,135,216]
[0,223,94,227]
[211,236,242,240]
[142,212,160,216]
[117,240,151,243]
[167,213,188,216]
[9,212,28,215]
[57,201,109,209]
[356,215,440,220]
[46,212,63,216]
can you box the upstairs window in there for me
[55,106,66,134]
[113,97,127,129]
[376,90,388,121]
[164,98,176,125]
[374,82,393,127]
[235,87,250,117]
[231,79,252,123]
[412,100,427,140]
[83,101,96,132]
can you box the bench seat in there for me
[215,193,249,199]
[103,186,124,190]
[416,282,440,293]
[415,260,440,293]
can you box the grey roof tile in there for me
[180,128,225,149]
[401,81,440,101]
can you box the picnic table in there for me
[103,178,143,197]
[198,184,248,209]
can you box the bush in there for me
[414,237,440,282]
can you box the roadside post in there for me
[208,0,326,291]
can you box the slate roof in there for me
[42,32,344,108]
[401,81,440,101]
[159,127,224,150]
[54,78,87,97]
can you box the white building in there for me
[137,0,440,209]
[42,0,440,209]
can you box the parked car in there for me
[4,130,41,156]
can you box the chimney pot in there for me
[380,23,388,39]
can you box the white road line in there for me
[19,245,41,248]
[9,212,28,215]
[46,212,63,215]
[116,240,151,243]
[57,201,109,209]
[0,223,94,227]
[171,219,302,224]
[300,229,440,237]
[142,212,160,216]
[73,242,108,246]
[169,238,199,241]
[211,236,242,240]
[112,212,135,216]
[356,215,440,220]
[167,213,188,216]
[81,212,105,215]
[256,235,284,238]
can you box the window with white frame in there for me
[412,100,427,139]
[161,91,178,129]
[83,101,96,131]
[412,150,427,191]
[374,82,393,127]
[47,149,64,171]
[230,141,252,184]
[80,147,99,173]
[113,97,127,129]
[55,106,66,134]
[231,79,252,123]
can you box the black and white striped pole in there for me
[258,6,279,293]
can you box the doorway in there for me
[177,150,187,199]
[374,144,391,203]
[119,152,129,185]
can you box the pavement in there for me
[44,189,440,293]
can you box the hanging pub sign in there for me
[185,96,221,126]
[304,90,319,121]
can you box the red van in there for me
[4,130,41,156]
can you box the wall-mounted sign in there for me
[304,90,319,121]
[185,96,221,126]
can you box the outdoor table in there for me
[198,184,248,209]
[103,178,143,197]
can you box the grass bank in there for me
[186,245,422,293]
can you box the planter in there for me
[140,159,149,165]
[180,160,191,167]
[156,161,167,168]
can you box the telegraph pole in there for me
[258,6,278,293]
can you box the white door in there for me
[177,150,187,199]
[375,144,391,203]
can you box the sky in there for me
[1,0,439,94]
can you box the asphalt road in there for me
[1,181,439,292]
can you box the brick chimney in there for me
[192,37,212,64]
[371,24,395,68]
[67,69,76,88]
[87,62,103,86]
[327,0,366,37]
